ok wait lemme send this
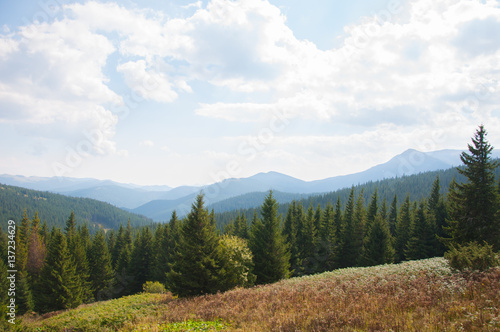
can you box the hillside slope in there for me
[18,258,500,331]
[0,183,153,232]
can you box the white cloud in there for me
[140,140,155,147]
[0,15,120,154]
[1,0,500,185]
[117,60,178,103]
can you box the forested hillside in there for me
[0,183,153,232]
[1,126,499,329]
[214,164,499,229]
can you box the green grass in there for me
[15,257,500,331]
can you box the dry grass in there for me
[20,258,500,331]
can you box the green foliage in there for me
[36,228,82,313]
[0,257,10,326]
[249,191,290,284]
[405,202,436,260]
[16,270,34,315]
[218,235,256,289]
[128,226,154,294]
[0,183,152,232]
[394,195,412,263]
[166,194,225,297]
[146,320,228,331]
[88,230,114,300]
[142,281,167,294]
[445,242,499,272]
[445,125,500,249]
[361,215,394,266]
[18,293,167,332]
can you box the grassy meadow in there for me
[15,257,500,331]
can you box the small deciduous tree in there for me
[219,235,255,289]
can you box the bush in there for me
[445,241,499,272]
[219,235,256,289]
[142,281,167,294]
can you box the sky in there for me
[0,0,500,187]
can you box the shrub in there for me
[445,241,499,272]
[219,235,256,289]
[143,281,167,294]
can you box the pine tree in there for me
[151,224,166,282]
[16,270,34,314]
[394,195,411,262]
[428,176,447,255]
[166,194,224,297]
[380,197,388,222]
[445,125,500,249]
[0,258,9,322]
[333,197,343,243]
[388,194,398,236]
[16,209,34,314]
[87,230,114,300]
[317,202,336,272]
[234,213,249,239]
[298,203,318,275]
[65,211,77,238]
[164,211,180,275]
[63,212,92,302]
[405,202,435,260]
[353,190,366,266]
[283,201,299,275]
[36,228,81,313]
[113,223,133,298]
[16,209,30,272]
[128,226,154,294]
[249,191,290,284]
[68,231,92,303]
[361,215,394,266]
[338,187,356,268]
[111,224,125,269]
[366,189,379,227]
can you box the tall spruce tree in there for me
[128,227,154,294]
[428,176,447,255]
[353,190,366,266]
[405,202,435,260]
[249,191,290,284]
[395,195,411,262]
[166,194,224,297]
[338,187,356,268]
[298,203,318,275]
[445,125,500,249]
[16,209,34,314]
[283,200,300,275]
[388,194,398,236]
[0,257,9,322]
[36,228,81,313]
[361,215,394,266]
[87,230,114,300]
[317,202,337,272]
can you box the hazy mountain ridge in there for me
[3,149,498,221]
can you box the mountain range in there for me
[2,148,498,221]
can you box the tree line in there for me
[0,184,152,232]
[0,125,499,316]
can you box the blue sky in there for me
[1,0,500,187]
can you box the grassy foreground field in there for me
[16,258,500,331]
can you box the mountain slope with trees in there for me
[0,183,153,232]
